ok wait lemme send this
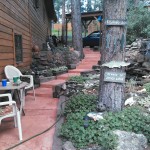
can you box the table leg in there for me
[16,89,25,116]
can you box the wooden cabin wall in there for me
[29,0,51,50]
[0,0,51,80]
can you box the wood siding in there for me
[0,0,51,79]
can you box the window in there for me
[33,0,40,9]
[14,34,23,63]
[89,32,100,38]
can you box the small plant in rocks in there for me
[68,76,89,84]
[144,82,150,94]
[51,66,68,74]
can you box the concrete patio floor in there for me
[0,48,100,150]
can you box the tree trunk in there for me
[62,0,66,44]
[71,0,84,59]
[98,0,127,112]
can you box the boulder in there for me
[113,130,148,150]
[131,42,138,47]
[136,53,145,63]
[62,141,76,150]
[80,145,103,150]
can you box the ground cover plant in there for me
[60,92,150,149]
[68,76,89,84]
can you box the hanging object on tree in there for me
[104,71,126,83]
[105,19,127,26]
[102,61,130,68]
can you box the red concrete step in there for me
[68,69,92,73]
[56,72,80,80]
[41,79,66,88]
[27,87,53,97]
[25,95,59,110]
[81,59,99,63]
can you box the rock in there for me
[80,145,103,150]
[62,141,76,150]
[126,45,132,48]
[125,48,130,51]
[136,53,145,63]
[131,47,138,50]
[113,130,148,150]
[131,42,138,47]
[142,62,150,68]
[125,50,139,62]
[67,64,76,69]
[125,97,136,106]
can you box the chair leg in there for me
[33,85,36,101]
[16,111,23,141]
[14,116,17,127]
[13,106,17,127]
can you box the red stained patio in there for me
[0,48,100,150]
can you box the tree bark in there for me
[71,0,84,59]
[98,0,127,112]
[62,0,66,44]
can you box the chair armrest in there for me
[21,75,32,78]
[0,93,13,102]
[21,75,34,89]
[0,101,16,106]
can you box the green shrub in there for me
[68,76,89,84]
[127,7,150,44]
[60,107,150,149]
[64,93,97,115]
[144,83,150,94]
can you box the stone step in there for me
[77,66,93,69]
[56,73,80,80]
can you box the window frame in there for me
[14,33,23,63]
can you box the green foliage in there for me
[60,111,117,149]
[104,107,150,143]
[136,96,150,108]
[68,76,89,84]
[64,93,97,115]
[144,82,150,94]
[61,98,150,149]
[51,66,68,73]
[127,7,150,44]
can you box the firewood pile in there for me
[125,39,150,85]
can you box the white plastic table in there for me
[0,82,28,115]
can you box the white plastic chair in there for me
[0,93,23,141]
[4,65,35,100]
